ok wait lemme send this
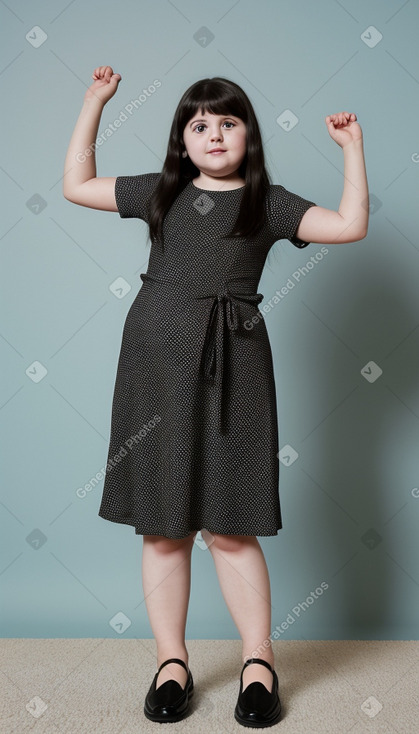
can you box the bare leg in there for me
[206,532,275,692]
[141,531,196,689]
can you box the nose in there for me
[209,127,224,142]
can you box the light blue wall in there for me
[2,0,418,640]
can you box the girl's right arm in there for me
[62,66,122,211]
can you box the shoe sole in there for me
[234,704,281,728]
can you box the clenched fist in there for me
[85,66,122,105]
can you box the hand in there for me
[325,112,363,148]
[85,65,122,105]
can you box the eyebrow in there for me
[189,116,238,127]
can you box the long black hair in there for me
[147,77,272,250]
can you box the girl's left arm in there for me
[295,112,369,245]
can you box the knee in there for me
[206,532,257,554]
[143,531,196,555]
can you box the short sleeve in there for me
[266,185,317,248]
[114,172,161,221]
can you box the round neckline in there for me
[190,180,245,192]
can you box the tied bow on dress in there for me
[196,285,264,434]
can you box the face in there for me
[182,109,247,180]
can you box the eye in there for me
[193,121,236,133]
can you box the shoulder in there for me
[264,183,317,247]
[116,171,161,191]
[266,183,312,203]
[114,172,161,219]
[265,182,316,214]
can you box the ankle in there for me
[157,649,189,668]
[243,653,275,670]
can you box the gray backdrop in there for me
[1,0,418,639]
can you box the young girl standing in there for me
[63,67,368,727]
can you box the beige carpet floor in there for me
[1,639,418,733]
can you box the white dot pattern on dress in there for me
[98,173,317,539]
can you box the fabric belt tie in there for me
[140,273,264,434]
[196,286,264,434]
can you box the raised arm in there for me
[295,112,369,245]
[62,65,122,211]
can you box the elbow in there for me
[347,226,368,242]
[359,216,369,240]
[63,188,76,203]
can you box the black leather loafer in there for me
[234,657,281,728]
[144,657,194,722]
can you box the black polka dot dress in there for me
[98,173,317,539]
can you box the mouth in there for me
[208,149,226,154]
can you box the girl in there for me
[63,67,368,727]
